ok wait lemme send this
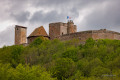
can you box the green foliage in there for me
[30,37,46,47]
[0,63,56,80]
[90,66,110,77]
[0,38,120,80]
[51,58,76,80]
[62,47,79,62]
[77,59,89,77]
[0,45,24,67]
[0,63,11,80]
[85,38,96,48]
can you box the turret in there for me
[67,20,76,34]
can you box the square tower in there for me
[15,25,27,45]
[49,22,67,39]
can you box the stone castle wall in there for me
[56,29,120,41]
[56,31,92,41]
[92,29,120,40]
[60,23,67,35]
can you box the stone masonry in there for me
[55,29,120,41]
[15,25,27,45]
[49,20,77,39]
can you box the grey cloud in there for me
[30,10,67,23]
[29,0,73,7]
[11,11,30,23]
[30,0,104,7]
[28,0,108,25]
[0,0,29,23]
[81,0,120,30]
[0,26,14,47]
[0,0,106,23]
[29,9,79,24]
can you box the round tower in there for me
[67,20,76,34]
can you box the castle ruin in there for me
[15,20,120,45]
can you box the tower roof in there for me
[28,26,48,38]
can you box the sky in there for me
[0,0,120,47]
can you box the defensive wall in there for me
[55,29,120,41]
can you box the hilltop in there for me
[0,37,120,80]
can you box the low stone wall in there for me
[55,29,120,41]
[56,30,92,41]
[92,29,120,40]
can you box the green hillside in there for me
[0,37,120,80]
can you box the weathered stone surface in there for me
[49,22,64,39]
[49,20,77,39]
[67,20,76,34]
[15,25,27,45]
[56,29,120,41]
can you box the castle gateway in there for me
[15,20,120,45]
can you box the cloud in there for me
[79,0,120,31]
[0,26,14,47]
[11,11,30,23]
[30,10,69,23]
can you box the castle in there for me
[15,20,120,45]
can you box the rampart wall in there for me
[56,29,120,41]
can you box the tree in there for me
[90,66,110,77]
[0,63,56,80]
[0,45,24,67]
[62,47,79,62]
[0,63,11,80]
[51,58,76,80]
[30,37,47,47]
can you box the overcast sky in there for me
[0,0,120,47]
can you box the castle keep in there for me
[49,20,76,39]
[15,20,120,45]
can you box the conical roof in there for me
[28,26,48,37]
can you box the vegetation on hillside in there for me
[0,37,120,80]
